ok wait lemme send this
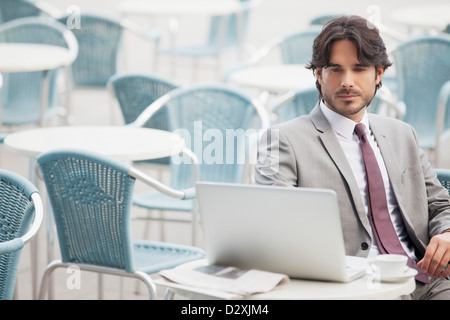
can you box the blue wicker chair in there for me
[391,34,450,165]
[108,74,180,242]
[130,84,270,245]
[0,17,78,128]
[58,13,160,88]
[108,73,179,125]
[0,0,54,23]
[0,169,43,300]
[107,73,179,166]
[57,13,160,123]
[270,87,318,124]
[37,149,204,300]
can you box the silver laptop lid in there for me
[196,182,352,282]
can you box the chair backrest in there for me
[108,73,179,165]
[223,25,322,82]
[108,73,179,125]
[58,13,124,87]
[135,84,270,189]
[37,150,138,273]
[270,87,318,123]
[207,0,257,50]
[278,26,323,64]
[391,34,450,149]
[368,88,405,119]
[0,0,44,23]
[0,169,42,300]
[0,17,77,126]
[240,25,322,67]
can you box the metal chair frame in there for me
[0,169,43,300]
[37,149,204,300]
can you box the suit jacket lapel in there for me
[310,104,371,232]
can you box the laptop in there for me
[195,182,368,282]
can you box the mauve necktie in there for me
[354,123,429,283]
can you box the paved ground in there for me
[7,0,444,300]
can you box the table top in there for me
[228,64,316,94]
[4,126,185,161]
[249,274,415,300]
[391,3,450,30]
[0,43,73,73]
[118,0,244,17]
[157,273,416,300]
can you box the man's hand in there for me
[417,231,450,278]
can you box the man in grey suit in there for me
[255,15,450,299]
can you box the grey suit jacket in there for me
[255,103,450,258]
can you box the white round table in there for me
[0,43,75,127]
[4,125,185,161]
[249,274,416,300]
[157,273,416,300]
[227,64,316,94]
[0,43,73,73]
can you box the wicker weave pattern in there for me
[110,74,178,125]
[392,35,450,150]
[133,240,204,273]
[59,14,123,87]
[39,155,135,271]
[279,26,322,65]
[166,86,259,190]
[109,74,179,166]
[0,0,43,23]
[0,173,35,300]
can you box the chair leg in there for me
[136,209,165,296]
[164,288,175,300]
[134,271,157,300]
[38,260,64,300]
[98,274,104,300]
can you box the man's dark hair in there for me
[306,15,392,96]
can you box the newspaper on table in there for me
[158,259,289,298]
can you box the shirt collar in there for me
[319,99,369,139]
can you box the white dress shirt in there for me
[319,101,418,261]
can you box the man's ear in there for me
[375,66,384,85]
[316,67,322,85]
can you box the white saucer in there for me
[367,267,418,283]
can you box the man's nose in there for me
[341,72,355,89]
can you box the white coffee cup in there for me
[371,254,408,276]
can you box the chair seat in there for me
[133,240,205,274]
[133,191,193,212]
[2,103,58,125]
